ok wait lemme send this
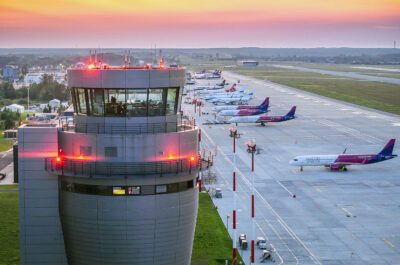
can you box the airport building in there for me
[18,63,207,265]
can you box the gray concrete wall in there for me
[18,125,68,265]
[59,186,198,265]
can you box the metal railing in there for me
[59,118,196,135]
[45,155,213,177]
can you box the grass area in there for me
[0,188,238,265]
[0,184,18,190]
[192,192,242,265]
[235,68,400,115]
[0,131,14,152]
[0,189,19,265]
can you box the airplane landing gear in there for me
[300,166,303,172]
[343,167,347,172]
[260,122,265,126]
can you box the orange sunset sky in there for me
[0,0,399,48]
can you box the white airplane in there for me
[214,97,269,112]
[218,98,269,116]
[204,90,246,101]
[195,83,235,95]
[229,106,296,125]
[211,92,254,105]
[289,139,397,171]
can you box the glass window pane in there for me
[90,89,104,116]
[166,88,178,115]
[113,187,126,195]
[148,89,165,116]
[71,88,78,113]
[105,89,126,116]
[126,89,148,117]
[127,186,141,195]
[77,88,87,114]
[156,185,167,194]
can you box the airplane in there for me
[204,90,246,101]
[218,98,270,116]
[214,97,269,112]
[195,83,236,95]
[210,92,254,105]
[229,106,296,126]
[289,139,397,171]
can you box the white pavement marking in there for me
[201,128,322,265]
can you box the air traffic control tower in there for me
[18,62,208,265]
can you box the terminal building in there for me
[18,62,209,265]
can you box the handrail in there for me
[59,118,196,134]
[44,155,212,177]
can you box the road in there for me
[0,149,15,184]
[274,64,400,85]
[184,72,400,265]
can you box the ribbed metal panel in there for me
[59,187,198,265]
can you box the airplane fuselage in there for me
[219,108,268,116]
[290,153,397,170]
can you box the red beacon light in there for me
[190,156,195,162]
[159,58,166,69]
[56,157,61,163]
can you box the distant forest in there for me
[1,48,400,67]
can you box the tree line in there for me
[0,74,69,106]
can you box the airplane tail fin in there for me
[259,97,269,109]
[378,139,396,156]
[226,83,236,92]
[285,106,296,118]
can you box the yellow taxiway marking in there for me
[381,238,395,249]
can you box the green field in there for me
[0,187,238,265]
[0,131,13,152]
[0,185,19,265]
[235,67,400,115]
[192,192,242,265]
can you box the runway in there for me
[183,72,400,264]
[273,64,400,85]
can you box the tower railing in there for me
[44,154,213,178]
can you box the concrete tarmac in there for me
[184,72,400,265]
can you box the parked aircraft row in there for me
[211,96,297,126]
[193,69,222,79]
[195,81,397,171]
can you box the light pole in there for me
[226,215,230,231]
[229,126,238,265]
[246,139,256,265]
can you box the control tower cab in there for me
[18,62,209,265]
